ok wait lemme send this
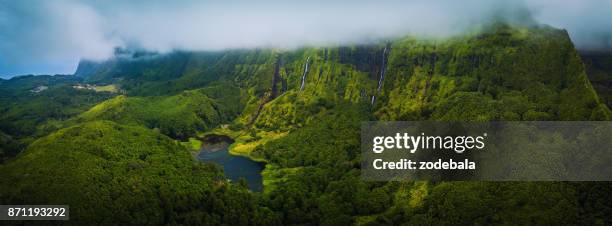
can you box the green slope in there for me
[0,121,279,225]
[376,24,608,121]
[72,84,243,140]
[236,24,609,133]
[581,50,612,107]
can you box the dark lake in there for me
[197,134,264,192]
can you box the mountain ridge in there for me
[0,22,611,225]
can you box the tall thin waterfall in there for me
[371,46,388,105]
[300,57,310,91]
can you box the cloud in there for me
[1,0,611,77]
[0,0,120,77]
[525,0,612,50]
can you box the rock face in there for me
[377,24,609,121]
[74,23,609,128]
[581,50,612,107]
[252,24,609,128]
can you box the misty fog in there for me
[1,0,611,77]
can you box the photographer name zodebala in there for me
[371,132,487,170]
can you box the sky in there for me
[1,0,612,78]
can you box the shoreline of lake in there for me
[196,133,264,192]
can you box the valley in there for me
[0,22,611,225]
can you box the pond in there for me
[196,134,264,192]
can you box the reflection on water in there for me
[197,135,264,192]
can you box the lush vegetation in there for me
[255,110,611,225]
[0,131,22,163]
[70,83,243,140]
[0,75,116,161]
[0,22,611,225]
[0,121,279,225]
[377,24,609,121]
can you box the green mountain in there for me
[0,23,610,225]
[76,24,610,126]
[378,24,608,121]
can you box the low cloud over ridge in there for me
[1,0,611,77]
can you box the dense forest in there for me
[1,22,611,225]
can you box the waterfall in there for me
[270,56,281,99]
[377,47,388,92]
[371,46,388,105]
[300,57,310,91]
[249,55,282,126]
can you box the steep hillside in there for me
[75,50,264,96]
[244,24,609,134]
[581,50,612,107]
[377,24,608,121]
[74,25,609,124]
[231,24,612,225]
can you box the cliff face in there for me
[581,50,612,107]
[249,24,610,128]
[74,23,610,129]
[378,24,608,121]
